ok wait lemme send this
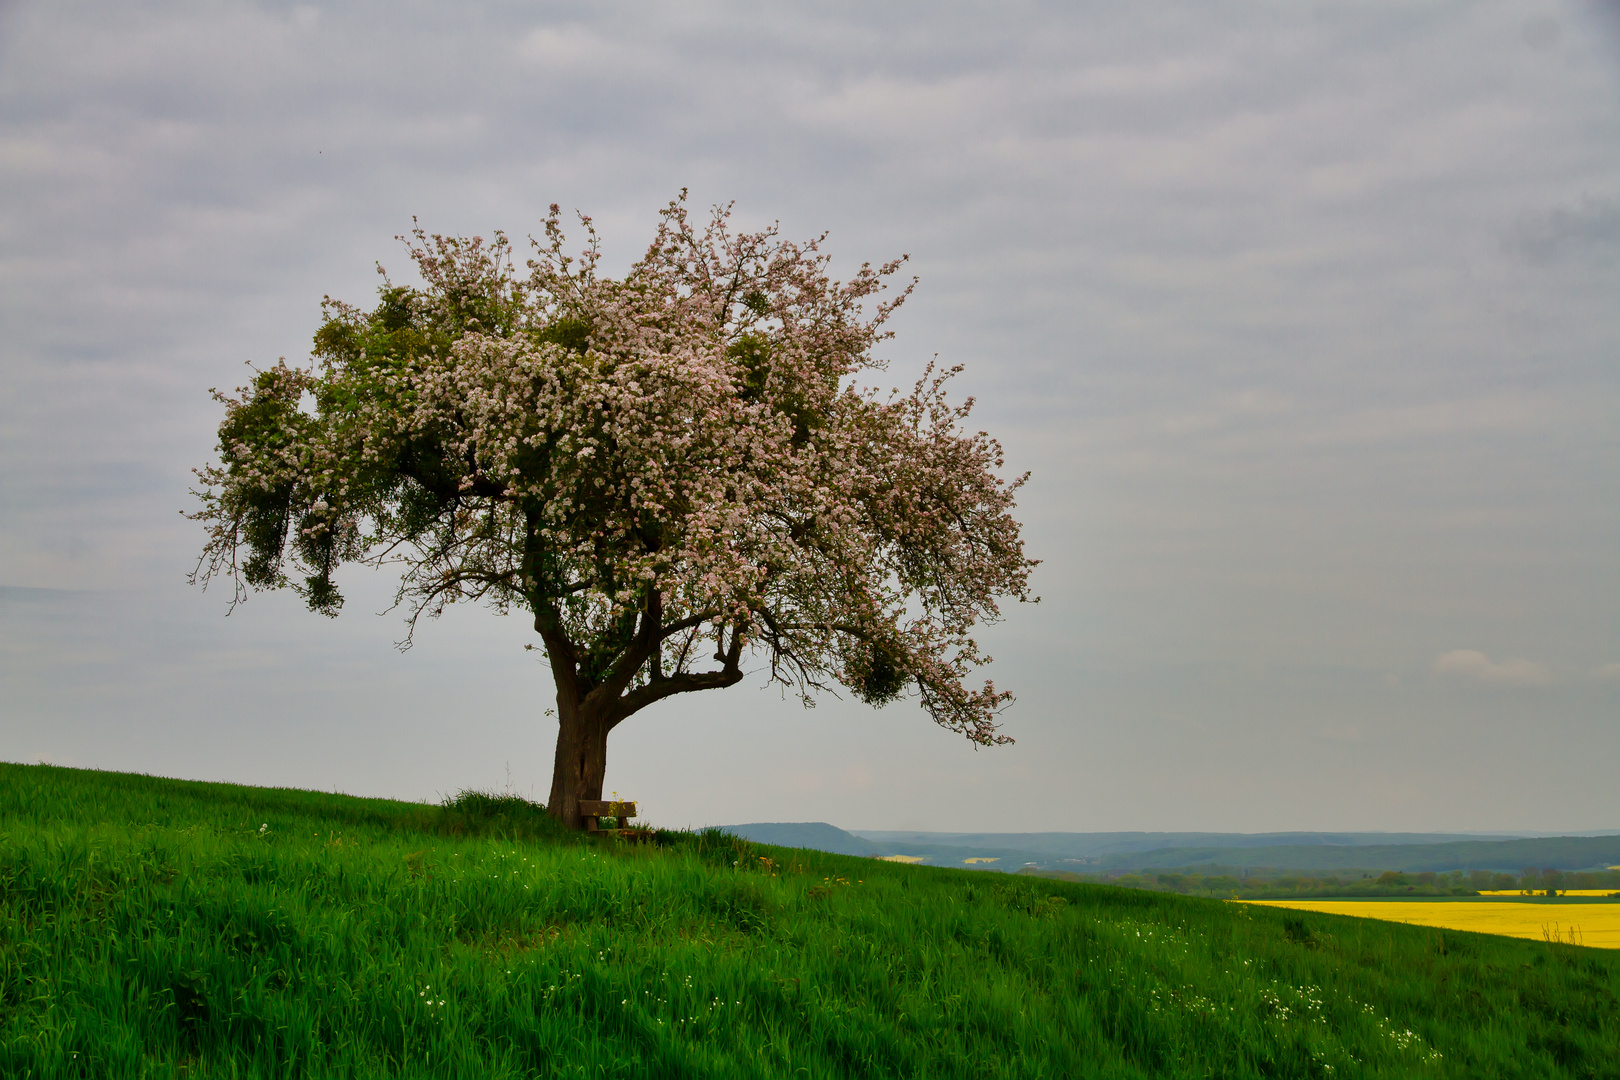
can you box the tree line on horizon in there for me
[1022,866,1620,899]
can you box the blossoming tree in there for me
[190,197,1037,828]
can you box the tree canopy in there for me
[190,197,1037,826]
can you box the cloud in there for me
[1317,724,1365,744]
[1589,663,1620,682]
[1431,650,1553,686]
[515,24,621,70]
[1503,195,1620,264]
[3,1,1620,831]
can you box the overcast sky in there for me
[3,1,1618,833]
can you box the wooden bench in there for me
[579,799,651,842]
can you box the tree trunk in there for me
[546,695,610,830]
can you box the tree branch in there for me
[656,611,720,643]
[590,587,664,705]
[607,664,744,728]
[532,597,581,702]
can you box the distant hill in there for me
[716,822,881,857]
[715,823,1059,868]
[1094,834,1620,873]
[849,830,1528,858]
[713,824,1620,876]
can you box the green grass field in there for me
[1,763,1616,1078]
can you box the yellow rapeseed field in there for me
[1245,900,1620,949]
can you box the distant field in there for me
[1247,899,1620,949]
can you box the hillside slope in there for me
[1,763,1616,1078]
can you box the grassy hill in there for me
[2,764,1617,1078]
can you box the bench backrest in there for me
[578,800,636,819]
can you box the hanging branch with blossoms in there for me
[189,194,1039,828]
